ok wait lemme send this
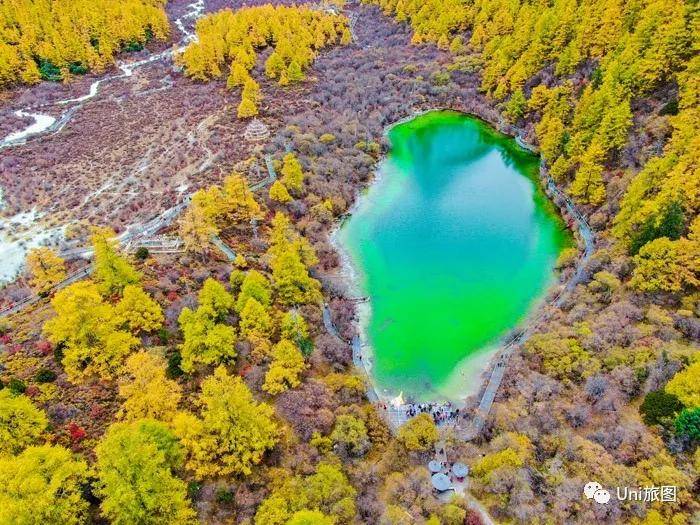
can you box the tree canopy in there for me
[178,5,349,116]
[179,172,261,252]
[0,0,169,88]
[173,366,278,479]
[43,281,140,382]
[95,419,196,525]
[0,445,88,525]
[26,247,67,294]
[254,463,357,525]
[0,390,47,455]
[119,351,182,422]
[91,227,141,296]
[178,278,237,372]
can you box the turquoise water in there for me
[338,111,571,400]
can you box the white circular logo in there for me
[593,489,611,504]
[583,481,602,499]
[583,482,611,504]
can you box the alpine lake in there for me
[337,110,572,402]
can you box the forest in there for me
[0,0,698,523]
[178,5,350,116]
[0,0,170,86]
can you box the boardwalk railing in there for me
[454,153,596,440]
[0,265,93,317]
[210,235,236,261]
[3,153,280,319]
[250,154,277,191]
[123,235,185,254]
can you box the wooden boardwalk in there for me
[1,153,278,319]
[455,165,595,440]
[210,235,236,261]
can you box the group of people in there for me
[402,402,462,425]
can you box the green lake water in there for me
[337,110,571,401]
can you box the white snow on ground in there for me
[3,110,57,144]
[0,0,208,285]
[58,79,104,104]
[0,201,65,285]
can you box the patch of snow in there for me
[2,110,57,145]
[58,79,104,105]
[176,0,206,41]
[0,207,65,285]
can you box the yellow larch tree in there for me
[178,278,237,372]
[91,227,141,296]
[262,339,307,395]
[0,390,48,455]
[118,352,182,422]
[95,419,196,525]
[43,281,139,382]
[0,445,88,525]
[114,285,164,333]
[269,180,292,203]
[665,360,700,408]
[0,0,170,89]
[280,153,305,195]
[26,247,67,294]
[172,366,278,479]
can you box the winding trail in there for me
[0,0,210,285]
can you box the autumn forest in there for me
[0,0,698,524]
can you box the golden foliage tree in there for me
[0,390,47,455]
[95,419,196,525]
[239,297,274,340]
[178,279,237,373]
[524,332,599,381]
[280,310,310,350]
[267,213,322,306]
[287,510,335,525]
[172,366,278,479]
[262,339,307,395]
[43,281,139,382]
[179,189,221,252]
[630,237,700,293]
[0,445,88,525]
[396,413,438,452]
[92,227,141,296]
[0,0,169,89]
[280,153,305,194]
[26,247,66,294]
[269,180,292,203]
[666,360,700,408]
[119,352,182,422]
[179,172,262,253]
[254,462,357,524]
[236,270,272,312]
[114,285,164,333]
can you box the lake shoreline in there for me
[327,106,594,410]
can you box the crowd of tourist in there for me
[407,402,462,425]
